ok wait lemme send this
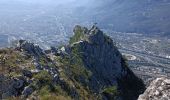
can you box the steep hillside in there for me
[0,25,145,100]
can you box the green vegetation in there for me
[32,70,53,91]
[59,44,92,81]
[33,71,72,100]
[39,95,71,100]
[34,71,52,85]
[8,72,21,77]
[39,56,47,66]
[54,44,96,100]
[27,64,36,70]
[39,56,55,68]
[103,86,119,96]
[0,49,23,67]
[38,85,72,100]
[69,26,86,45]
[0,48,33,76]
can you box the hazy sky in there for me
[0,0,94,8]
[0,0,78,5]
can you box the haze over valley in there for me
[1,0,170,100]
[0,0,170,90]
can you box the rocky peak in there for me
[138,77,170,100]
[67,25,145,99]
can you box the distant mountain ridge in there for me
[78,0,170,36]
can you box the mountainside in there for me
[79,0,170,36]
[0,25,145,100]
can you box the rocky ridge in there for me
[1,25,145,100]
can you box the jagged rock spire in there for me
[69,25,145,100]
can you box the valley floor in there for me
[108,32,170,84]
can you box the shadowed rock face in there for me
[72,26,123,90]
[68,25,145,100]
[1,75,26,98]
[18,40,44,57]
[138,77,170,100]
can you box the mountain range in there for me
[72,0,170,36]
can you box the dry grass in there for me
[0,48,33,76]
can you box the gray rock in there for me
[138,77,170,100]
[27,79,33,84]
[67,25,145,99]
[70,26,126,92]
[35,64,43,70]
[12,79,24,89]
[31,69,40,73]
[22,70,32,78]
[53,74,59,82]
[22,86,33,97]
[18,40,44,57]
[33,61,39,66]
[56,46,69,57]
[1,76,26,99]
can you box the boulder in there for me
[12,79,24,89]
[18,40,44,57]
[22,70,33,78]
[22,86,33,97]
[138,77,170,100]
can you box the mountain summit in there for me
[67,25,145,99]
[1,25,145,100]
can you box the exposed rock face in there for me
[138,77,170,100]
[72,26,123,90]
[22,86,33,97]
[18,40,44,57]
[1,75,26,98]
[22,70,33,78]
[67,25,145,100]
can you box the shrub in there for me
[34,71,52,85]
[69,27,86,44]
[103,86,119,96]
[39,95,71,100]
[39,85,71,100]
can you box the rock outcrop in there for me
[1,75,26,98]
[18,40,44,57]
[66,25,145,100]
[138,77,170,100]
[70,25,124,92]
